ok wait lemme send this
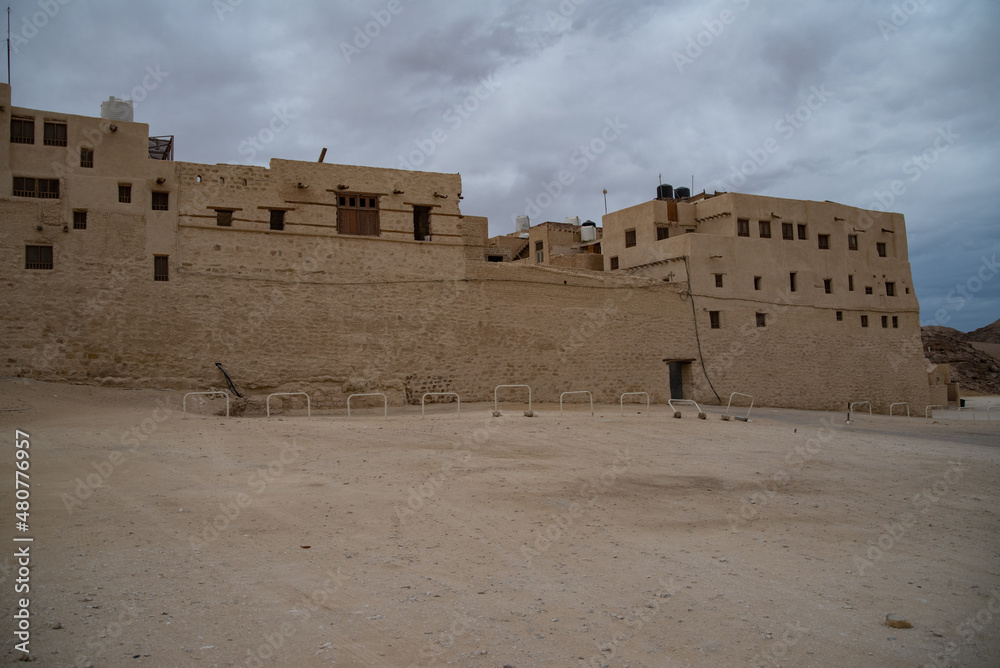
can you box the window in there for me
[892,316,899,329]
[656,226,669,241]
[73,210,87,230]
[756,312,767,328]
[881,315,889,329]
[709,311,721,329]
[848,275,854,291]
[789,272,797,292]
[535,240,544,263]
[886,282,895,297]
[782,222,794,240]
[118,184,132,203]
[151,191,169,211]
[714,273,724,288]
[215,209,233,227]
[861,315,869,328]
[43,121,67,147]
[797,224,807,240]
[836,311,843,321]
[824,278,832,294]
[610,256,619,270]
[336,193,380,236]
[737,219,750,237]
[877,242,887,257]
[754,276,761,291]
[25,245,53,270]
[13,177,59,198]
[865,286,873,295]
[154,255,169,282]
[818,234,830,250]
[759,221,771,238]
[80,147,94,168]
[270,209,285,231]
[11,117,34,144]
[625,229,637,248]
[848,234,858,251]
[413,205,431,240]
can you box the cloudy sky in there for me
[8,0,998,331]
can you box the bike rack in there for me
[494,385,532,414]
[889,402,909,418]
[849,401,872,419]
[559,391,594,416]
[183,391,231,417]
[957,405,976,421]
[925,405,943,419]
[266,392,311,418]
[724,392,754,421]
[348,393,387,419]
[668,398,703,417]
[421,392,461,417]
[620,392,650,416]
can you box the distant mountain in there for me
[967,318,1000,344]
[922,323,1000,395]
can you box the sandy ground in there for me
[1,380,999,668]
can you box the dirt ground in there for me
[2,379,999,668]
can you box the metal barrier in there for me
[620,392,650,416]
[668,398,703,417]
[183,391,230,417]
[348,393,387,419]
[724,392,755,421]
[559,391,594,416]
[889,402,910,418]
[925,405,943,418]
[266,392,311,418]
[421,392,461,417]
[849,401,872,419]
[957,406,976,421]
[494,385,532,414]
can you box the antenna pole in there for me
[7,7,11,85]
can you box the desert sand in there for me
[1,379,999,667]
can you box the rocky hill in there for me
[922,320,1000,395]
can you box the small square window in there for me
[11,117,34,144]
[886,282,895,297]
[80,148,94,168]
[535,241,543,251]
[782,222,794,240]
[737,219,750,237]
[756,312,767,328]
[861,315,869,328]
[270,209,285,230]
[73,210,87,230]
[656,226,669,241]
[789,272,797,292]
[881,315,889,329]
[625,229,637,248]
[754,276,761,291]
[118,184,132,203]
[43,121,67,147]
[865,286,874,295]
[610,256,619,270]
[848,234,858,251]
[37,178,59,199]
[151,191,169,211]
[892,316,899,329]
[877,242,887,257]
[824,278,832,294]
[216,209,233,227]
[818,234,830,250]
[154,255,169,282]
[848,275,855,291]
[758,221,771,238]
[714,273,724,288]
[836,311,843,321]
[709,311,721,329]
[797,224,807,240]
[25,245,53,270]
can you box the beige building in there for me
[0,85,930,412]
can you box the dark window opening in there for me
[151,191,169,211]
[625,229,637,248]
[216,209,233,227]
[11,117,34,144]
[656,226,669,241]
[758,221,771,238]
[877,242,887,257]
[789,272,797,292]
[836,311,843,321]
[709,311,720,330]
[737,219,750,237]
[756,312,767,328]
[337,193,380,236]
[714,273,724,288]
[80,148,94,168]
[73,210,87,230]
[848,274,854,291]
[487,255,504,263]
[25,245,53,270]
[43,121,67,147]
[413,205,431,240]
[269,209,285,231]
[848,234,858,251]
[118,184,131,203]
[818,234,830,250]
[881,315,889,328]
[797,224,807,240]
[865,286,874,295]
[610,256,619,270]
[14,176,59,198]
[861,315,869,328]
[782,222,794,240]
[754,276,761,291]
[154,255,169,282]
[892,316,899,329]
[824,278,832,294]
[886,281,895,297]
[535,240,544,263]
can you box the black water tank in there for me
[657,184,674,200]
[675,186,691,199]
